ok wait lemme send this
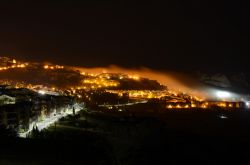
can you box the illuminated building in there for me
[0,95,16,105]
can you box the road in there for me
[99,100,148,107]
[19,103,83,138]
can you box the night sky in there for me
[0,1,249,72]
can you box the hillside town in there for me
[0,57,249,137]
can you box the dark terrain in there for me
[1,110,250,165]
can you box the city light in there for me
[128,75,140,80]
[38,90,46,95]
[44,64,64,70]
[1,57,249,118]
[0,58,27,71]
[167,105,173,108]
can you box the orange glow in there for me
[218,103,226,107]
[176,105,181,108]
[74,65,210,100]
[202,105,207,108]
[191,104,196,107]
[44,64,64,70]
[128,75,140,80]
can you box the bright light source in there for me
[167,105,173,108]
[38,90,46,95]
[219,114,228,119]
[246,102,250,109]
[216,91,230,98]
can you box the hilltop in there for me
[0,57,166,90]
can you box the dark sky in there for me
[0,1,249,72]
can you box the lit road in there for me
[19,103,84,138]
[99,100,148,107]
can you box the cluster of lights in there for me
[107,90,168,99]
[2,58,250,111]
[44,65,64,70]
[201,102,208,108]
[167,104,190,109]
[128,75,140,80]
[166,100,240,109]
[82,77,119,89]
[128,90,164,98]
[200,101,240,109]
[0,80,30,89]
[80,72,98,77]
[81,72,140,81]
[0,60,28,71]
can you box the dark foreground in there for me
[1,110,250,165]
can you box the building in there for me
[0,95,16,105]
[0,102,33,129]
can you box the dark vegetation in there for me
[111,78,166,90]
[0,67,82,88]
